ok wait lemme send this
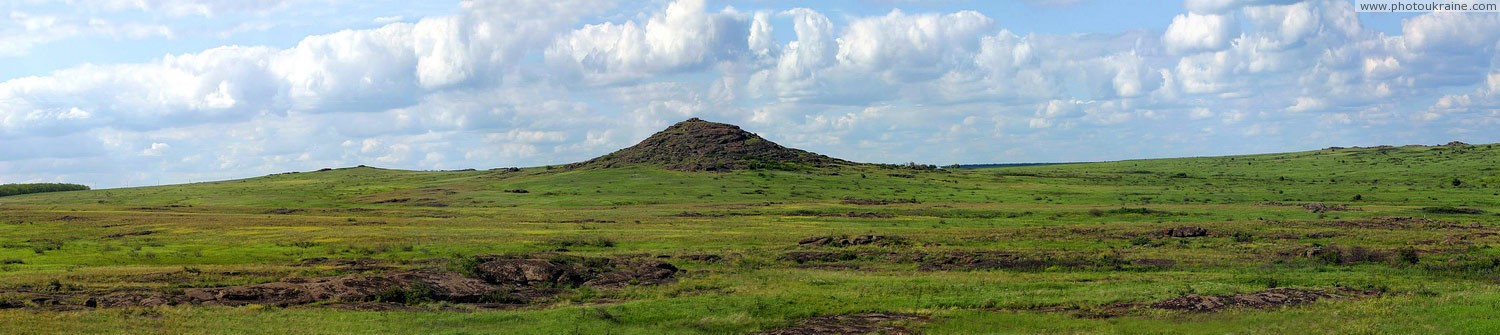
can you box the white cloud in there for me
[1163,13,1234,54]
[0,10,175,58]
[1402,13,1500,51]
[748,11,777,61]
[546,0,747,84]
[835,10,993,80]
[142,142,171,156]
[1286,97,1328,113]
[1189,107,1214,119]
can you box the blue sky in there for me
[2,0,1498,188]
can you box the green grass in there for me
[2,144,1499,333]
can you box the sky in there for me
[1,0,1498,189]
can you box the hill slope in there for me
[2,143,1496,209]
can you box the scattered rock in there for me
[1160,227,1208,238]
[840,197,919,205]
[4,254,679,310]
[1150,288,1370,312]
[1329,216,1481,229]
[798,235,905,247]
[780,251,859,264]
[264,208,303,215]
[1302,231,1338,238]
[472,254,679,289]
[104,230,155,238]
[186,270,499,307]
[1131,259,1176,269]
[556,218,617,224]
[756,313,928,335]
[583,260,678,288]
[476,259,586,287]
[681,254,722,262]
[298,258,391,272]
[1260,202,1352,213]
[917,251,1074,271]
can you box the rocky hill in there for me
[573,118,854,171]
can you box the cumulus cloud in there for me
[835,10,993,80]
[1163,13,1235,54]
[546,0,747,84]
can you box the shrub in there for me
[1129,236,1152,246]
[372,284,434,305]
[0,183,89,197]
[446,254,483,278]
[1397,248,1420,265]
[1232,232,1255,243]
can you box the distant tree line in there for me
[0,183,90,197]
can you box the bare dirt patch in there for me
[756,312,928,335]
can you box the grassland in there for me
[2,143,1499,334]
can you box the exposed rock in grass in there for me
[1130,258,1176,269]
[797,235,906,247]
[1014,288,1376,318]
[264,208,303,215]
[297,257,392,272]
[1149,288,1372,312]
[781,251,860,264]
[2,255,679,310]
[1261,202,1351,213]
[1329,216,1482,229]
[186,270,500,307]
[916,251,1076,271]
[471,254,678,289]
[784,211,896,218]
[1160,226,1208,238]
[756,312,928,335]
[1421,206,1486,215]
[680,254,722,262]
[840,197,919,205]
[103,230,154,238]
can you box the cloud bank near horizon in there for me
[2,0,1498,188]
